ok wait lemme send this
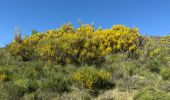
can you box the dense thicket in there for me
[7,24,143,65]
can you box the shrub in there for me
[71,66,112,89]
[0,48,24,67]
[0,80,37,100]
[146,59,161,73]
[13,78,38,93]
[149,48,161,58]
[94,25,140,54]
[117,66,137,92]
[38,74,70,94]
[158,81,170,92]
[38,67,71,93]
[134,87,170,100]
[0,66,15,81]
[131,76,150,90]
[0,73,7,81]
[6,33,45,61]
[0,82,25,99]
[7,24,141,65]
[160,35,170,44]
[161,68,170,80]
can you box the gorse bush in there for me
[71,66,112,89]
[160,35,170,44]
[0,73,7,81]
[6,24,142,65]
[7,33,45,61]
[94,25,140,54]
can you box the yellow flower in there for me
[0,73,7,81]
[149,48,161,57]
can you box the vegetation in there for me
[134,87,170,100]
[6,24,141,65]
[0,23,170,100]
[71,66,113,90]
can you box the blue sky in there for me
[0,0,170,47]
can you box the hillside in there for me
[0,24,170,100]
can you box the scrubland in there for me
[0,24,170,100]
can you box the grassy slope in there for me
[0,36,170,100]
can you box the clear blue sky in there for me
[0,0,170,47]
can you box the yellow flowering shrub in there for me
[7,33,45,61]
[7,24,142,64]
[149,48,161,58]
[36,29,82,64]
[94,25,140,55]
[160,35,170,44]
[71,67,111,89]
[0,73,7,81]
[76,25,102,64]
[6,33,23,58]
[97,70,111,80]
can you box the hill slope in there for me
[0,24,170,100]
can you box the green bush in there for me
[38,74,70,93]
[0,79,37,100]
[15,78,37,91]
[146,59,161,73]
[161,68,170,80]
[0,48,22,66]
[0,63,72,99]
[131,76,150,90]
[37,66,71,93]
[134,87,170,100]
[71,66,113,90]
[0,82,24,99]
[158,81,170,92]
